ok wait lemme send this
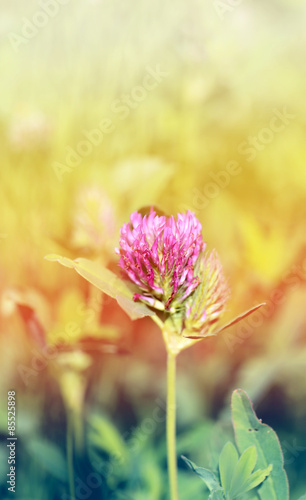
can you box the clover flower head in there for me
[183,249,230,337]
[115,209,205,312]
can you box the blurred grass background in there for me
[1,0,306,498]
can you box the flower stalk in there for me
[46,207,266,500]
[167,350,179,500]
[67,410,76,500]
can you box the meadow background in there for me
[1,0,306,498]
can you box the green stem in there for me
[67,411,76,500]
[167,351,179,500]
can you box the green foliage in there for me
[182,443,271,500]
[45,254,155,320]
[231,389,289,500]
[182,389,290,499]
[25,438,67,481]
[219,442,239,493]
[87,413,167,498]
[181,456,224,499]
[88,413,128,463]
[220,443,271,499]
[126,456,164,500]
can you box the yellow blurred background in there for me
[1,0,306,498]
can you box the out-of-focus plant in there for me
[9,287,123,500]
[70,185,117,255]
[182,389,290,500]
[183,445,271,500]
[46,207,264,500]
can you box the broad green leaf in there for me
[229,446,257,497]
[45,254,155,320]
[219,442,239,493]
[297,496,306,500]
[231,389,289,500]
[44,253,76,268]
[181,456,222,493]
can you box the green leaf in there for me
[178,468,211,499]
[242,492,260,500]
[229,446,257,497]
[219,442,239,493]
[181,456,223,493]
[25,438,67,481]
[297,495,306,500]
[242,465,272,494]
[209,490,225,500]
[185,303,266,339]
[231,389,289,500]
[45,254,155,320]
[138,458,163,500]
[88,413,128,464]
[215,303,266,334]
